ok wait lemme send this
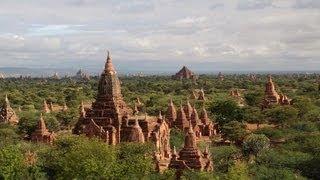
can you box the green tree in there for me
[242,134,270,157]
[41,135,116,179]
[264,106,298,127]
[221,121,247,143]
[209,99,245,126]
[0,145,25,179]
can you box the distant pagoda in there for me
[261,75,292,109]
[173,66,197,80]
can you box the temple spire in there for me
[105,50,115,73]
[37,113,48,134]
[4,94,10,107]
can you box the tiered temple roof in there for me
[169,121,213,175]
[261,75,292,109]
[73,51,171,168]
[31,114,55,144]
[166,98,177,127]
[0,95,19,124]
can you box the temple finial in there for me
[188,120,193,133]
[107,50,111,62]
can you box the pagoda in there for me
[261,75,292,109]
[169,121,213,175]
[173,66,197,80]
[73,51,171,166]
[30,114,56,144]
[197,89,206,101]
[0,95,19,125]
[166,98,177,127]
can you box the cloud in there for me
[0,0,319,71]
[237,0,273,10]
[294,0,320,9]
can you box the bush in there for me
[243,134,270,156]
[211,146,241,173]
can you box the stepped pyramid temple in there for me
[31,114,56,144]
[261,75,292,110]
[73,52,171,168]
[169,121,213,175]
[173,66,197,80]
[0,95,19,124]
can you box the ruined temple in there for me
[169,121,213,174]
[30,114,56,144]
[173,66,197,80]
[261,75,292,109]
[73,51,171,165]
[0,95,19,125]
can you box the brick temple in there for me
[73,52,171,168]
[169,121,213,176]
[0,95,19,125]
[261,75,292,109]
[30,114,56,144]
[173,66,197,80]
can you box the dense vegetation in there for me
[0,73,319,179]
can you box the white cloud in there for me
[0,0,319,70]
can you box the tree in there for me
[209,99,245,126]
[114,142,155,179]
[41,135,117,179]
[221,121,247,143]
[242,134,270,157]
[264,106,298,127]
[211,145,241,173]
[169,128,184,149]
[244,91,263,107]
[0,145,25,179]
[243,107,265,128]
[225,162,250,180]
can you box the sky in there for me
[0,0,319,72]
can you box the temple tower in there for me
[166,98,177,127]
[73,51,132,143]
[31,114,55,144]
[0,95,19,124]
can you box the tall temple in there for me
[0,95,19,125]
[73,51,171,165]
[173,66,197,80]
[261,75,292,109]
